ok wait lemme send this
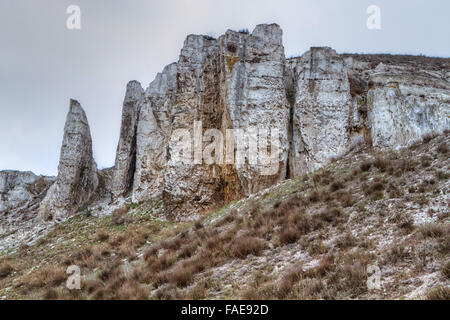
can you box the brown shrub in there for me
[84,279,104,295]
[360,160,372,172]
[0,261,13,278]
[373,156,389,172]
[96,229,110,242]
[340,192,356,208]
[437,142,448,154]
[435,170,449,180]
[179,242,198,259]
[43,288,59,300]
[441,261,450,279]
[90,245,110,262]
[418,223,446,239]
[329,180,345,192]
[116,281,148,300]
[317,207,342,224]
[194,220,203,230]
[392,212,414,232]
[109,234,127,247]
[426,286,450,300]
[143,246,159,262]
[308,190,321,203]
[111,206,130,225]
[147,252,177,272]
[365,181,385,195]
[277,265,303,298]
[335,233,356,249]
[28,266,67,288]
[118,242,137,259]
[279,227,301,245]
[153,284,179,300]
[230,236,266,259]
[384,245,411,265]
[161,237,182,251]
[167,265,195,288]
[304,254,335,278]
[394,158,416,173]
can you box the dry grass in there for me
[0,261,13,279]
[96,229,110,242]
[418,223,446,239]
[1,132,448,300]
[426,286,450,300]
[230,236,266,259]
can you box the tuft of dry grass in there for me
[96,229,110,242]
[26,265,67,289]
[437,142,448,154]
[418,223,446,239]
[360,160,372,172]
[335,232,357,249]
[441,261,450,279]
[425,286,450,300]
[230,236,266,259]
[0,261,13,279]
[279,227,301,245]
[111,206,130,225]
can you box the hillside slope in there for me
[0,133,449,300]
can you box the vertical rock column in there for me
[162,35,223,220]
[39,100,98,222]
[132,63,177,203]
[290,47,352,176]
[219,24,290,196]
[111,81,144,198]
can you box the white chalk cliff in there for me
[1,24,449,231]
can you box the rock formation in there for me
[0,170,54,251]
[132,63,176,204]
[288,47,352,176]
[111,81,144,198]
[106,24,449,221]
[127,24,291,219]
[0,171,54,217]
[2,23,448,227]
[39,100,98,222]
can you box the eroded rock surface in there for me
[39,100,98,222]
[289,47,352,176]
[0,171,54,252]
[120,25,449,220]
[112,81,144,198]
[132,63,177,203]
[1,24,449,227]
[132,24,291,220]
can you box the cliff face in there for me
[119,24,448,221]
[130,24,291,220]
[2,24,449,230]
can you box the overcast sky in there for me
[1,0,449,176]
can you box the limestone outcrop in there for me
[124,24,290,219]
[39,100,98,222]
[288,47,352,176]
[2,24,449,227]
[0,170,54,217]
[111,81,144,198]
[0,170,54,251]
[132,63,177,203]
[106,24,449,221]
